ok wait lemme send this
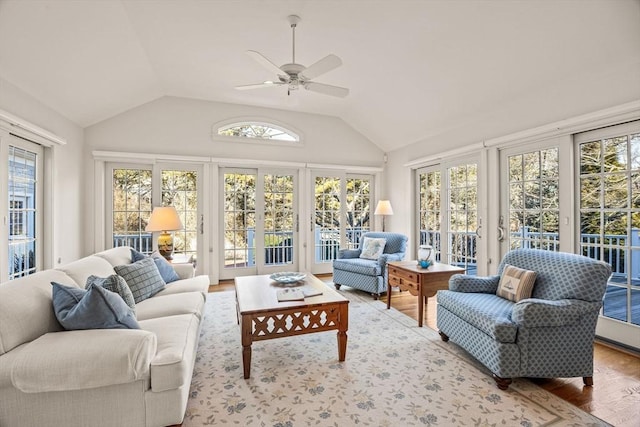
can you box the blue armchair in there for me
[436,249,611,390]
[332,232,408,299]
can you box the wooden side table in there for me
[387,261,464,327]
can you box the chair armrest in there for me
[449,274,500,293]
[11,329,156,393]
[378,253,404,267]
[512,299,601,327]
[338,249,361,259]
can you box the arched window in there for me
[216,121,300,143]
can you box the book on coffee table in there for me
[277,288,305,302]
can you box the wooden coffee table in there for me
[387,261,464,327]
[234,273,349,379]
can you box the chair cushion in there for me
[437,290,517,343]
[496,264,537,302]
[51,282,140,330]
[359,237,386,260]
[333,258,381,276]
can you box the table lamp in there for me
[145,206,183,260]
[374,200,394,232]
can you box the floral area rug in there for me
[183,285,609,426]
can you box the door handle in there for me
[200,214,204,235]
[497,215,505,242]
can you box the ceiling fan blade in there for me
[300,54,342,80]
[303,82,349,98]
[235,82,284,90]
[246,50,286,78]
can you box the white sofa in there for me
[0,246,209,427]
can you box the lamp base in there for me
[157,232,174,260]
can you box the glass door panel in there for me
[446,163,478,275]
[506,148,560,252]
[312,175,341,273]
[417,168,441,261]
[311,172,373,274]
[111,167,153,253]
[222,171,257,274]
[578,131,640,328]
[161,168,199,263]
[264,173,295,268]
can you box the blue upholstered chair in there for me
[332,232,408,299]
[436,248,611,390]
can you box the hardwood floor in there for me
[210,279,640,426]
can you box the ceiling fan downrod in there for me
[288,15,300,64]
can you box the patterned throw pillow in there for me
[130,249,180,283]
[51,282,139,330]
[86,274,136,313]
[359,237,387,260]
[114,257,166,303]
[497,264,537,302]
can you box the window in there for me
[111,167,153,253]
[3,139,43,280]
[217,122,299,142]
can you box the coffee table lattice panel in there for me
[251,305,341,341]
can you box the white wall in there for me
[84,95,384,256]
[0,77,85,265]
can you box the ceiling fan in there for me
[235,15,349,98]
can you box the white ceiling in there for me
[0,0,638,152]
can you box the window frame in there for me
[212,117,304,147]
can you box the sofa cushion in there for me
[94,245,135,267]
[437,290,517,343]
[496,264,537,302]
[154,275,209,298]
[114,257,166,303]
[86,274,136,313]
[0,270,75,355]
[136,292,206,321]
[131,249,181,283]
[56,255,117,288]
[52,282,140,330]
[10,329,156,393]
[332,258,382,276]
[138,314,200,392]
[359,237,387,260]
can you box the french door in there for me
[0,135,43,281]
[220,168,298,279]
[415,157,480,275]
[310,171,372,274]
[576,121,640,348]
[499,144,561,255]
[107,162,203,272]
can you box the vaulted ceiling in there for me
[0,0,638,152]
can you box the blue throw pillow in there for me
[86,274,136,313]
[115,257,166,303]
[130,248,180,283]
[51,282,139,330]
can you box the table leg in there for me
[418,288,424,327]
[337,304,349,361]
[240,315,252,379]
[386,285,391,309]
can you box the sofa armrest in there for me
[512,298,601,328]
[11,329,157,393]
[449,274,500,293]
[172,263,195,279]
[338,249,361,259]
